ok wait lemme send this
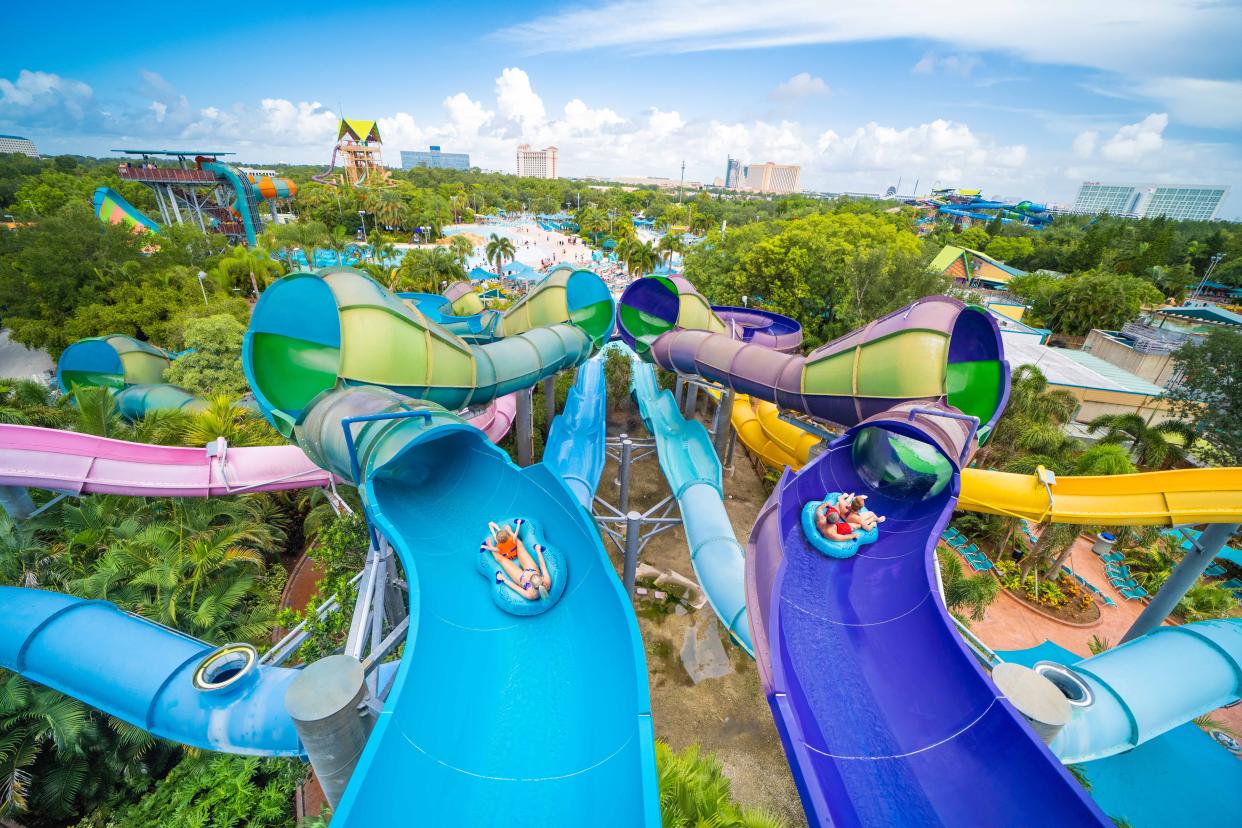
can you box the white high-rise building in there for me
[742,161,801,194]
[0,134,39,158]
[1071,182,1228,221]
[516,144,558,179]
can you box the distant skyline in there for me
[3,0,1241,215]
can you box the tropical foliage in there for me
[163,314,249,398]
[656,740,785,828]
[937,549,1000,622]
[94,754,304,828]
[1163,328,1242,466]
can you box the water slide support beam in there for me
[623,511,641,595]
[284,655,375,810]
[618,437,634,514]
[683,380,699,419]
[515,387,533,467]
[0,486,34,520]
[543,375,556,426]
[1122,522,1241,643]
[712,387,735,459]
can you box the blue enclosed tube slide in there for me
[1050,618,1242,764]
[0,586,303,755]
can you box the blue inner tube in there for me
[477,517,567,616]
[801,494,879,559]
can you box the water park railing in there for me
[117,166,216,184]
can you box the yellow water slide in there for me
[730,398,1242,526]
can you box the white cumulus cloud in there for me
[771,72,830,100]
[495,67,546,131]
[1100,113,1167,163]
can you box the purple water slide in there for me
[622,282,1005,430]
[712,306,803,352]
[747,409,1109,827]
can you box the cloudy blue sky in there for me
[4,0,1241,214]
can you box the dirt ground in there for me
[596,405,808,827]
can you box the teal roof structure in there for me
[1159,305,1242,328]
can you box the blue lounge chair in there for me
[943,527,963,541]
[968,558,994,572]
[1106,564,1132,579]
[1099,552,1125,564]
[958,543,982,556]
[947,535,971,548]
[1111,578,1139,591]
[1120,586,1149,600]
[1205,563,1226,577]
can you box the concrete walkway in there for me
[968,535,1152,658]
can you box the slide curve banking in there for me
[243,267,659,825]
[617,276,1115,826]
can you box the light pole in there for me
[358,210,368,243]
[1191,253,1225,300]
[195,271,209,306]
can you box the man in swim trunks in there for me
[815,494,860,542]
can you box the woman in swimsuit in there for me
[842,494,886,531]
[483,521,552,600]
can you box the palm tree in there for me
[374,189,411,230]
[67,386,118,438]
[1086,413,1196,469]
[976,365,1078,469]
[212,243,282,297]
[1022,521,1082,579]
[621,239,658,277]
[182,396,282,447]
[1073,443,1137,475]
[485,233,516,274]
[448,234,475,268]
[275,220,328,269]
[938,550,1000,622]
[657,232,685,268]
[324,225,353,266]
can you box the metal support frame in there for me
[1122,521,1241,643]
[776,411,839,442]
[592,433,683,596]
[515,386,534,467]
[682,380,699,419]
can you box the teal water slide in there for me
[628,351,751,654]
[243,268,659,825]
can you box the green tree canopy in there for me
[683,211,942,345]
[163,314,249,398]
[1010,268,1163,336]
[1164,328,1242,465]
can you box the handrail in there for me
[340,408,435,547]
[905,406,980,464]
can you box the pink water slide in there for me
[0,395,517,499]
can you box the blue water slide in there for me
[1049,619,1242,764]
[398,292,503,342]
[0,586,303,756]
[202,162,262,246]
[313,394,659,826]
[627,351,751,654]
[544,355,607,509]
